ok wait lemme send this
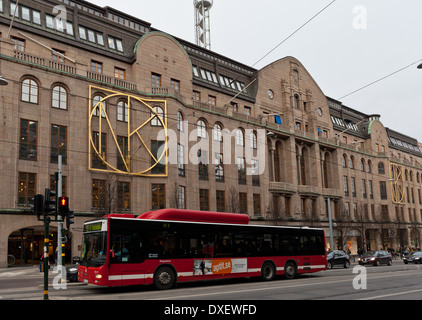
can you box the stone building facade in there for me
[0,0,421,268]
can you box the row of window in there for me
[18,175,262,216]
[192,65,247,94]
[343,176,375,199]
[153,184,261,216]
[18,172,130,210]
[5,0,124,53]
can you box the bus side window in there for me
[215,234,233,257]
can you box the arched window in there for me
[294,94,300,109]
[322,152,331,188]
[92,94,106,117]
[236,129,244,146]
[52,85,68,110]
[300,148,308,185]
[250,131,257,150]
[349,156,355,169]
[22,78,39,104]
[117,100,128,122]
[378,162,385,175]
[342,154,347,168]
[274,142,282,182]
[151,106,164,126]
[360,158,365,172]
[367,160,372,173]
[197,119,207,139]
[213,123,222,142]
[177,111,184,132]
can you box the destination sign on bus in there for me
[83,221,107,232]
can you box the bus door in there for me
[109,233,146,286]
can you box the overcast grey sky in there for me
[92,0,422,142]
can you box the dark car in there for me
[403,251,422,264]
[358,250,392,266]
[66,264,79,282]
[327,250,351,269]
[66,257,81,283]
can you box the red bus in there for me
[78,209,327,289]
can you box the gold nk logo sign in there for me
[88,85,168,177]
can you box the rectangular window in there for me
[151,73,162,88]
[214,153,224,182]
[51,125,67,164]
[178,144,185,176]
[117,136,128,171]
[199,189,209,211]
[91,60,103,73]
[351,177,356,197]
[114,67,126,80]
[18,172,36,206]
[19,119,37,160]
[244,106,251,116]
[237,157,246,185]
[50,175,67,197]
[178,186,186,209]
[216,190,225,212]
[193,91,201,102]
[252,159,260,186]
[362,179,367,198]
[10,2,18,18]
[171,79,180,93]
[108,36,124,52]
[21,6,30,21]
[79,26,87,40]
[380,181,388,200]
[151,140,165,174]
[92,132,107,169]
[239,192,247,214]
[52,49,66,63]
[33,10,41,24]
[11,36,25,51]
[198,150,208,180]
[92,179,106,208]
[117,181,130,210]
[152,184,166,210]
[343,176,349,196]
[253,194,261,216]
[208,95,216,106]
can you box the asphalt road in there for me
[1,261,422,302]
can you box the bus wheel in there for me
[261,262,276,281]
[284,261,297,280]
[154,266,176,290]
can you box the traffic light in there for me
[33,194,44,220]
[44,188,57,217]
[58,196,69,216]
[65,210,74,230]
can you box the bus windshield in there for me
[81,232,107,268]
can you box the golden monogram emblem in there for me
[88,86,168,177]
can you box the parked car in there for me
[358,250,392,266]
[403,251,422,264]
[66,257,81,283]
[327,250,351,269]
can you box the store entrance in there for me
[7,226,70,267]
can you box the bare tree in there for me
[94,174,117,217]
[333,200,352,251]
[227,186,239,213]
[265,199,289,226]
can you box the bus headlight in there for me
[95,274,103,279]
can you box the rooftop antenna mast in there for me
[194,0,213,50]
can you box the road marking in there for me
[359,288,422,300]
[150,269,422,300]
